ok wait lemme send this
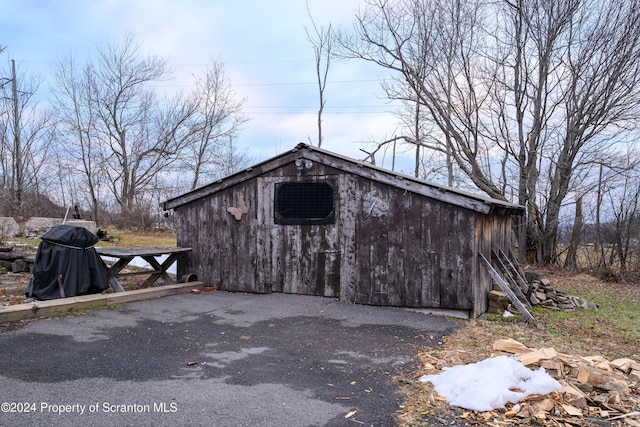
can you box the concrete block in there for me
[24,217,64,238]
[65,220,97,235]
[0,217,20,238]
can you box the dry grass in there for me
[0,228,178,306]
[96,227,176,248]
[4,227,177,249]
[397,268,640,426]
[95,227,178,291]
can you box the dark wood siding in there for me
[345,177,478,310]
[171,147,520,317]
[256,169,342,298]
[176,179,260,292]
[472,214,514,317]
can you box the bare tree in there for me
[93,36,199,219]
[53,35,250,226]
[489,0,580,263]
[52,34,199,226]
[52,54,104,221]
[0,60,54,217]
[305,2,333,148]
[591,147,640,278]
[541,0,640,263]
[563,195,583,270]
[338,0,505,199]
[337,0,640,265]
[184,61,249,190]
[606,171,640,278]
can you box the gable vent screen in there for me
[274,180,335,225]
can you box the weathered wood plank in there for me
[420,198,440,307]
[96,247,191,257]
[498,248,530,295]
[491,249,531,309]
[473,216,491,316]
[256,177,272,292]
[439,207,474,310]
[338,174,357,303]
[403,191,423,306]
[0,282,205,323]
[478,252,534,323]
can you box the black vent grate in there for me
[274,181,335,225]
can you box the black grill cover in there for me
[25,225,109,300]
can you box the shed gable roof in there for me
[163,143,523,216]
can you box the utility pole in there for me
[414,99,420,178]
[11,59,22,214]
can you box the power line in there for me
[235,79,380,87]
[243,109,395,116]
[150,78,381,89]
[246,105,388,109]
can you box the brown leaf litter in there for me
[399,338,640,426]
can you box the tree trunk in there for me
[564,195,582,270]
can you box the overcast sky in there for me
[1,0,413,171]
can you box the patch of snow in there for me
[419,355,561,411]
[101,255,176,275]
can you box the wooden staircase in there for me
[478,249,534,323]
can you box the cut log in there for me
[520,348,558,366]
[561,403,584,417]
[558,382,588,408]
[540,360,565,378]
[629,370,640,383]
[611,358,640,374]
[488,290,511,313]
[493,338,530,354]
[576,365,629,393]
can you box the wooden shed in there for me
[163,143,523,318]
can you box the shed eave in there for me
[162,143,524,216]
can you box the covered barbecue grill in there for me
[25,224,109,300]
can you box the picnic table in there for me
[96,247,192,292]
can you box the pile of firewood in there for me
[527,276,599,311]
[488,274,598,314]
[417,339,640,426]
[492,338,640,425]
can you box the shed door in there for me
[257,176,340,297]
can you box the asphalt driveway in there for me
[0,291,458,426]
